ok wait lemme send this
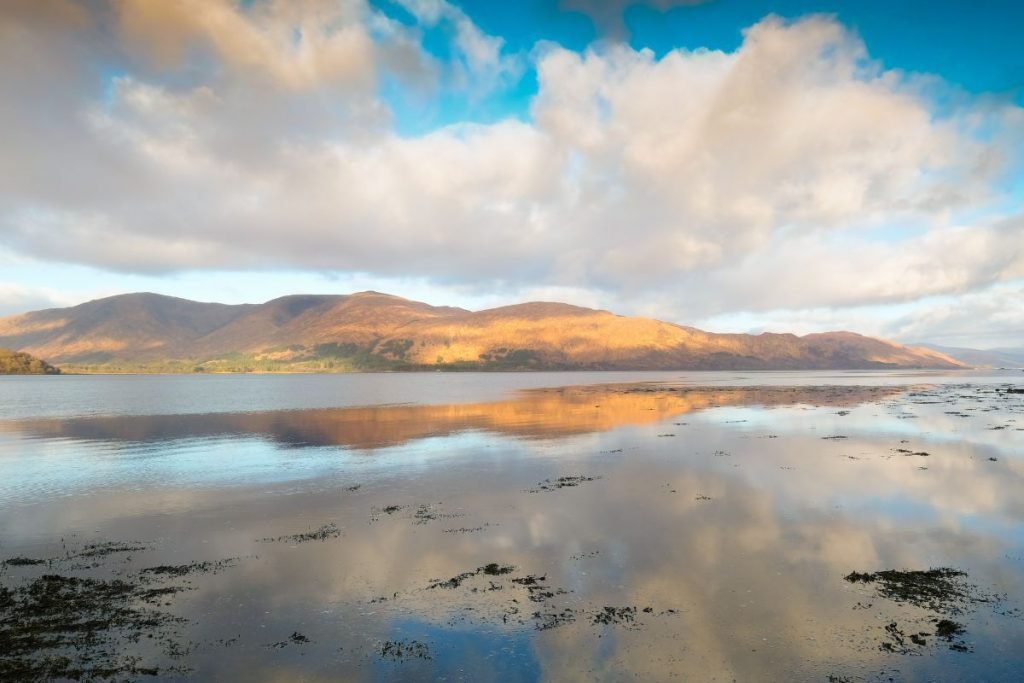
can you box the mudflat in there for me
[1,372,1022,681]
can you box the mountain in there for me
[0,348,61,374]
[913,343,1024,369]
[0,292,962,372]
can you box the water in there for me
[2,369,1015,420]
[1,372,1022,681]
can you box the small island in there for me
[0,348,61,375]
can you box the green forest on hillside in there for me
[55,343,556,374]
[0,348,61,374]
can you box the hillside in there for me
[0,292,962,372]
[0,348,61,375]
[913,343,1024,369]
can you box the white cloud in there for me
[680,215,1024,315]
[114,0,379,91]
[0,283,79,317]
[393,0,521,94]
[886,285,1024,348]
[529,18,1006,287]
[689,281,1024,350]
[0,5,1022,344]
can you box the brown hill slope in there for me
[0,293,248,363]
[0,292,962,371]
[192,292,467,356]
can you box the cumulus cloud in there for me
[0,3,1022,341]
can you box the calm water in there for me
[1,372,1022,681]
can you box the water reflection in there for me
[2,383,907,449]
[0,381,1022,681]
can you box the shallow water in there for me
[1,372,1022,681]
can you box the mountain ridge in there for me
[0,292,963,372]
[913,343,1024,369]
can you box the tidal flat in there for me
[1,372,1022,681]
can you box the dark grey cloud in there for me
[559,0,711,39]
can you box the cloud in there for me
[685,216,1024,313]
[0,5,1022,340]
[885,285,1024,348]
[525,18,1016,292]
[392,0,522,94]
[0,283,79,317]
[560,0,709,39]
[687,276,1024,350]
[115,0,378,91]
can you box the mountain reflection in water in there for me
[0,379,1022,682]
[4,383,906,449]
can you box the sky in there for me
[1,0,1023,349]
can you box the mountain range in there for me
[913,343,1024,369]
[0,291,962,372]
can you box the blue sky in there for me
[0,0,1022,347]
[380,0,1024,128]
